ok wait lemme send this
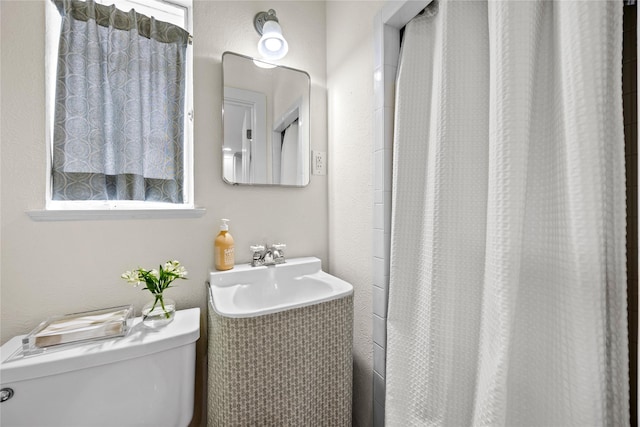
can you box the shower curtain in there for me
[386,1,629,426]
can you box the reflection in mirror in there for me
[222,52,310,186]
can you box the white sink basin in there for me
[208,257,353,318]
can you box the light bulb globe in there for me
[257,20,288,60]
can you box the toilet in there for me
[0,307,200,427]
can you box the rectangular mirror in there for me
[222,52,310,186]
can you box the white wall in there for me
[0,1,327,424]
[326,2,384,426]
[1,1,386,425]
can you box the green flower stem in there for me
[144,293,170,319]
[159,294,170,319]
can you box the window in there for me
[44,0,194,212]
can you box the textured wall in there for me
[326,2,384,426]
[0,1,327,425]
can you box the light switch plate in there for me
[312,151,326,175]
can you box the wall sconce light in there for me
[253,9,288,60]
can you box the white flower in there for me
[164,260,180,273]
[121,260,188,293]
[163,260,187,278]
[121,270,141,286]
[176,265,188,278]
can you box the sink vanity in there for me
[207,257,353,426]
[209,257,352,317]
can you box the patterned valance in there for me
[53,0,190,45]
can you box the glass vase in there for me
[142,295,175,328]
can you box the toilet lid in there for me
[0,307,200,383]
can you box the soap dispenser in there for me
[215,219,235,271]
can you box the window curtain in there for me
[52,0,189,202]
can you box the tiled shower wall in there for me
[623,5,638,426]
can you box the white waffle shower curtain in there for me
[386,1,629,426]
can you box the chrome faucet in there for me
[250,244,286,267]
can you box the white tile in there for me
[383,25,400,67]
[373,285,388,317]
[373,272,387,290]
[374,401,386,427]
[383,148,393,192]
[373,228,384,259]
[374,190,384,204]
[374,108,384,152]
[383,65,397,108]
[373,256,388,281]
[374,343,386,377]
[382,233,391,262]
[382,197,391,232]
[373,314,387,347]
[374,66,384,110]
[383,107,395,150]
[374,150,384,191]
[373,371,386,406]
[374,203,384,230]
[384,190,392,208]
[376,274,389,292]
[383,191,392,232]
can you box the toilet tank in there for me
[0,307,200,427]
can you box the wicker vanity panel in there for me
[207,295,353,427]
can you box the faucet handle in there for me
[271,244,286,264]
[250,244,265,253]
[250,245,265,267]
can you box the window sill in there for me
[27,207,206,221]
